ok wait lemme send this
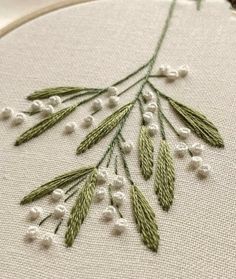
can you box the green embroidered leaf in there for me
[154,140,175,211]
[27,87,90,100]
[76,103,133,154]
[131,185,159,252]
[20,166,94,204]
[65,169,97,247]
[15,105,76,146]
[139,126,154,180]
[169,99,224,148]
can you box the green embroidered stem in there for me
[20,166,94,204]
[77,103,133,155]
[65,169,97,247]
[62,89,101,103]
[54,220,63,234]
[169,99,224,147]
[154,140,175,211]
[139,126,154,180]
[197,0,203,10]
[161,111,180,137]
[38,214,52,226]
[15,105,77,146]
[108,184,123,218]
[131,185,159,252]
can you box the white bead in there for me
[112,175,126,190]
[198,164,211,178]
[102,205,116,221]
[31,100,43,112]
[190,156,203,169]
[157,64,171,76]
[143,112,153,124]
[142,91,154,102]
[108,96,119,108]
[41,233,54,248]
[189,143,204,155]
[83,115,94,128]
[107,87,118,96]
[0,107,13,119]
[12,113,26,125]
[64,122,77,133]
[51,189,64,202]
[97,170,108,184]
[95,187,106,201]
[121,141,133,154]
[41,105,54,117]
[54,204,67,219]
[147,124,159,137]
[49,96,61,107]
[92,99,103,111]
[175,142,188,157]
[114,218,128,234]
[178,65,189,77]
[112,192,125,206]
[178,127,191,139]
[29,206,43,220]
[167,69,179,81]
[146,102,157,113]
[25,225,39,240]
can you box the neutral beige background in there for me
[0,0,235,278]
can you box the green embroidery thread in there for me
[139,126,154,180]
[2,0,225,251]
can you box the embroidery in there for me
[1,0,225,252]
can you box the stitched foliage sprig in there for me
[1,0,225,252]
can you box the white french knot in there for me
[114,218,128,234]
[121,141,133,154]
[49,96,62,107]
[64,122,77,133]
[41,233,54,248]
[102,206,116,221]
[82,115,94,128]
[41,105,54,117]
[12,113,26,125]
[0,107,14,119]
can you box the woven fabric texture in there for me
[0,0,235,278]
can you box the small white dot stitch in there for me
[54,204,67,219]
[157,64,171,76]
[178,65,189,77]
[41,233,54,248]
[175,142,188,157]
[51,189,64,202]
[64,122,77,134]
[197,164,211,178]
[190,143,204,155]
[167,69,179,81]
[12,113,26,125]
[95,187,107,202]
[112,192,125,206]
[31,100,44,112]
[147,124,159,137]
[107,86,118,96]
[41,105,54,117]
[178,127,191,139]
[102,206,116,221]
[83,115,94,128]
[112,175,126,190]
[49,96,62,107]
[114,218,128,234]
[0,107,14,119]
[143,112,153,124]
[142,91,154,102]
[97,170,108,184]
[146,102,157,113]
[121,141,133,154]
[190,156,203,169]
[92,99,103,111]
[25,225,39,240]
[29,206,43,221]
[108,96,119,108]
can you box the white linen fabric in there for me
[0,0,235,278]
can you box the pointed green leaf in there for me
[154,140,175,211]
[65,169,97,247]
[169,99,224,147]
[139,126,154,180]
[131,185,159,252]
[20,166,94,204]
[77,103,133,154]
